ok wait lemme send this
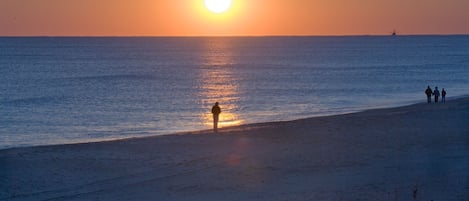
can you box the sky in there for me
[1,0,468,36]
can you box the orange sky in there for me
[1,0,468,36]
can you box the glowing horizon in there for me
[1,0,469,36]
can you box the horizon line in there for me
[1,33,469,38]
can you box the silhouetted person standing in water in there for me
[211,102,221,132]
[425,86,432,103]
[433,86,440,103]
[442,88,446,102]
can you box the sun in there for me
[205,0,232,14]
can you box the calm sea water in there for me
[1,36,469,149]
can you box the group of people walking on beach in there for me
[425,86,446,103]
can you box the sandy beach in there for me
[1,98,468,201]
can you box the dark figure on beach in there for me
[211,102,221,132]
[433,86,440,103]
[442,88,446,102]
[425,86,432,103]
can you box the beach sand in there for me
[1,98,469,201]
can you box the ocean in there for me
[1,36,469,149]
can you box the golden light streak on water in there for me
[198,38,244,129]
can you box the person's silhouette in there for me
[211,102,221,132]
[433,86,440,103]
[425,86,432,103]
[442,88,446,102]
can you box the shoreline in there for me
[1,95,468,151]
[1,97,468,200]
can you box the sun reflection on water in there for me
[198,38,244,129]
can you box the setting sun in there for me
[205,0,232,13]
